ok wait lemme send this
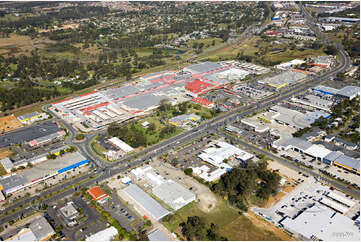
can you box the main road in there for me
[0,4,353,226]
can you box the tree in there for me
[184,168,193,176]
[75,133,85,140]
[158,99,171,112]
[324,45,337,55]
[148,123,156,132]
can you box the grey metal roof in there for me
[334,137,358,147]
[313,85,338,95]
[123,184,170,220]
[226,125,243,134]
[336,86,360,98]
[288,137,313,150]
[324,151,342,162]
[334,155,360,171]
[0,157,13,171]
[32,130,64,144]
[0,174,28,192]
[122,93,168,110]
[202,73,228,84]
[184,61,222,73]
[138,82,164,91]
[148,229,171,241]
[174,73,192,81]
[0,121,61,147]
[261,70,307,87]
[141,71,171,80]
[29,217,55,240]
[104,86,140,100]
[305,111,330,124]
[271,105,310,129]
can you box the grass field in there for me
[162,198,287,241]
[188,37,223,49]
[0,163,7,176]
[0,148,13,160]
[10,105,44,118]
[132,116,184,146]
[201,36,327,64]
[91,140,107,157]
[0,33,53,56]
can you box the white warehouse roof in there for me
[108,137,134,153]
[198,141,253,167]
[86,226,118,241]
[123,184,170,220]
[148,229,171,241]
[281,204,360,241]
[152,180,196,210]
[319,197,349,214]
[304,145,331,159]
[327,191,356,208]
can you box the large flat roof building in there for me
[337,86,360,100]
[152,180,195,210]
[183,62,223,74]
[0,152,89,195]
[86,226,118,241]
[280,204,360,241]
[259,70,307,90]
[270,105,310,129]
[148,229,171,241]
[0,121,62,147]
[108,137,134,153]
[123,184,170,220]
[6,217,55,241]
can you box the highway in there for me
[0,4,354,227]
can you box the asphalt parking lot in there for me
[101,187,144,232]
[166,135,215,169]
[231,122,276,149]
[46,196,107,241]
[0,121,62,147]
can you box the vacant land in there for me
[162,198,287,241]
[0,148,13,160]
[203,36,327,64]
[0,115,23,133]
[240,211,294,241]
[0,34,53,56]
[0,164,7,176]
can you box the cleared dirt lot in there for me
[267,159,304,181]
[242,211,294,241]
[0,148,13,159]
[152,158,218,212]
[0,115,23,133]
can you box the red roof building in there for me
[185,79,213,94]
[87,186,109,203]
[192,97,213,107]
